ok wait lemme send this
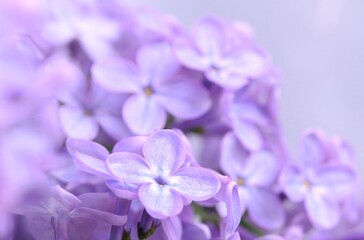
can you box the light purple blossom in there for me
[175,16,268,90]
[41,0,122,60]
[106,130,220,219]
[220,132,285,230]
[280,130,356,229]
[58,76,130,140]
[19,186,127,240]
[93,42,211,134]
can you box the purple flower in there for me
[220,132,285,230]
[106,129,220,219]
[175,17,267,90]
[93,42,212,134]
[41,0,121,60]
[19,186,127,240]
[280,130,356,229]
[58,76,131,140]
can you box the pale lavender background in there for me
[127,0,364,179]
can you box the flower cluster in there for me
[0,0,362,239]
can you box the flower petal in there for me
[220,132,248,180]
[192,17,226,57]
[113,136,147,155]
[299,130,327,169]
[174,41,210,70]
[95,114,131,141]
[92,58,142,93]
[74,152,110,178]
[66,137,110,178]
[206,67,249,91]
[143,130,186,175]
[139,183,183,219]
[66,138,109,160]
[105,179,139,200]
[305,190,340,229]
[161,216,182,240]
[136,42,180,86]
[280,166,306,202]
[154,77,211,119]
[244,150,279,186]
[232,119,263,151]
[122,95,167,135]
[223,182,241,237]
[106,152,153,183]
[59,105,99,139]
[70,207,127,226]
[314,166,355,201]
[169,167,220,201]
[247,187,285,230]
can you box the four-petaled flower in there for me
[106,129,221,219]
[93,42,211,134]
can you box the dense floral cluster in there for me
[0,0,363,239]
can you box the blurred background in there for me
[128,0,364,180]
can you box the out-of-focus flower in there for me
[280,130,356,229]
[58,75,130,140]
[175,16,268,90]
[40,0,122,60]
[220,132,285,230]
[93,42,211,134]
[18,186,127,240]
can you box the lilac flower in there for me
[106,130,220,219]
[175,17,268,90]
[19,186,127,240]
[41,0,121,60]
[93,42,211,134]
[58,76,131,140]
[280,130,356,229]
[220,132,285,230]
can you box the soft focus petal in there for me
[80,36,116,61]
[174,42,210,70]
[230,102,267,126]
[122,95,167,135]
[255,235,285,240]
[66,138,109,160]
[314,166,355,201]
[139,183,183,219]
[106,152,153,183]
[67,137,109,178]
[280,166,306,202]
[41,20,75,45]
[192,16,226,57]
[169,167,220,201]
[247,187,285,230]
[244,150,279,186]
[155,78,211,119]
[92,58,142,93]
[305,190,340,229]
[220,132,248,180]
[137,42,180,86]
[232,120,263,151]
[71,207,127,226]
[74,152,110,178]
[95,113,131,141]
[143,130,186,175]
[59,105,99,139]
[299,130,327,169]
[206,67,249,91]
